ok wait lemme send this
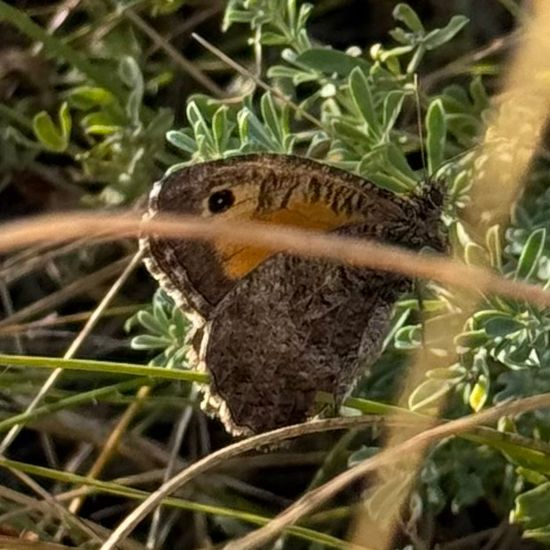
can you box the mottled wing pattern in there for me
[142,154,447,435]
[203,225,412,434]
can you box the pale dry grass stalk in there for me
[67,384,151,515]
[0,252,143,455]
[0,212,550,307]
[0,253,145,545]
[228,394,550,550]
[0,305,140,336]
[0,255,130,328]
[192,33,326,129]
[101,394,550,550]
[0,238,92,285]
[349,3,550,548]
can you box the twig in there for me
[0,256,131,328]
[99,416,388,549]
[192,33,326,130]
[123,9,225,97]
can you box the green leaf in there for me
[517,467,548,486]
[131,334,172,350]
[81,112,120,135]
[118,56,143,89]
[295,48,370,76]
[394,324,422,349]
[332,119,369,144]
[260,94,284,145]
[388,28,411,45]
[32,102,72,153]
[406,44,426,74]
[426,99,446,174]
[409,378,454,412]
[59,102,71,139]
[212,106,230,154]
[464,243,490,267]
[68,86,115,110]
[423,15,469,50]
[516,228,546,280]
[472,309,509,327]
[469,76,490,112]
[392,3,424,33]
[167,130,197,154]
[484,316,523,337]
[238,108,276,150]
[383,143,418,187]
[381,91,406,135]
[368,171,413,193]
[378,44,414,62]
[136,310,164,335]
[454,330,489,350]
[512,482,550,532]
[469,374,488,412]
[349,67,381,138]
[504,445,550,477]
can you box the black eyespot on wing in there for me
[208,189,235,214]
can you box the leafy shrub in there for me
[2,0,550,547]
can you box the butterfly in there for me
[141,154,446,435]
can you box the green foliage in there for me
[209,2,550,544]
[2,0,550,547]
[0,3,173,205]
[513,482,550,543]
[32,102,72,153]
[127,0,550,545]
[126,289,191,368]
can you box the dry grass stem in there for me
[99,416,388,549]
[0,252,143,455]
[0,212,549,308]
[0,256,130,328]
[192,33,325,129]
[124,10,225,98]
[226,394,550,550]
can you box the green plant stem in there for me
[0,353,207,384]
[1,353,550,474]
[0,378,150,433]
[0,456,351,549]
[497,0,522,18]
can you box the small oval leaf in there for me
[349,67,381,138]
[426,99,446,174]
[392,3,424,33]
[469,374,488,412]
[516,228,546,280]
[295,48,370,76]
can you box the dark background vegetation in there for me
[2,1,550,549]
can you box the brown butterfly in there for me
[141,154,446,435]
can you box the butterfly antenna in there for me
[192,32,326,132]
